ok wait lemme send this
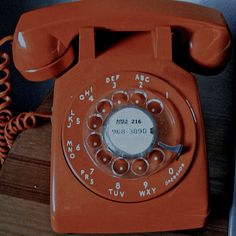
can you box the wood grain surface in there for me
[0,90,232,236]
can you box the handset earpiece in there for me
[13,31,74,81]
[189,26,231,70]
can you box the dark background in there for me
[0,0,235,231]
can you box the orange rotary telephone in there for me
[5,0,231,233]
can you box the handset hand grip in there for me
[13,0,231,81]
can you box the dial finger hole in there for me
[131,91,147,106]
[87,133,102,149]
[148,148,165,171]
[87,114,103,130]
[96,99,113,115]
[147,99,163,115]
[112,158,130,176]
[131,158,149,176]
[95,149,112,165]
[112,91,129,106]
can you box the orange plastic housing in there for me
[12,0,231,233]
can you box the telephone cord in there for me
[0,35,51,167]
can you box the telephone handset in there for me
[13,0,230,81]
[9,0,231,234]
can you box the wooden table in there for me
[0,91,232,236]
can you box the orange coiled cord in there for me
[0,36,51,167]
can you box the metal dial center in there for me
[103,106,157,158]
